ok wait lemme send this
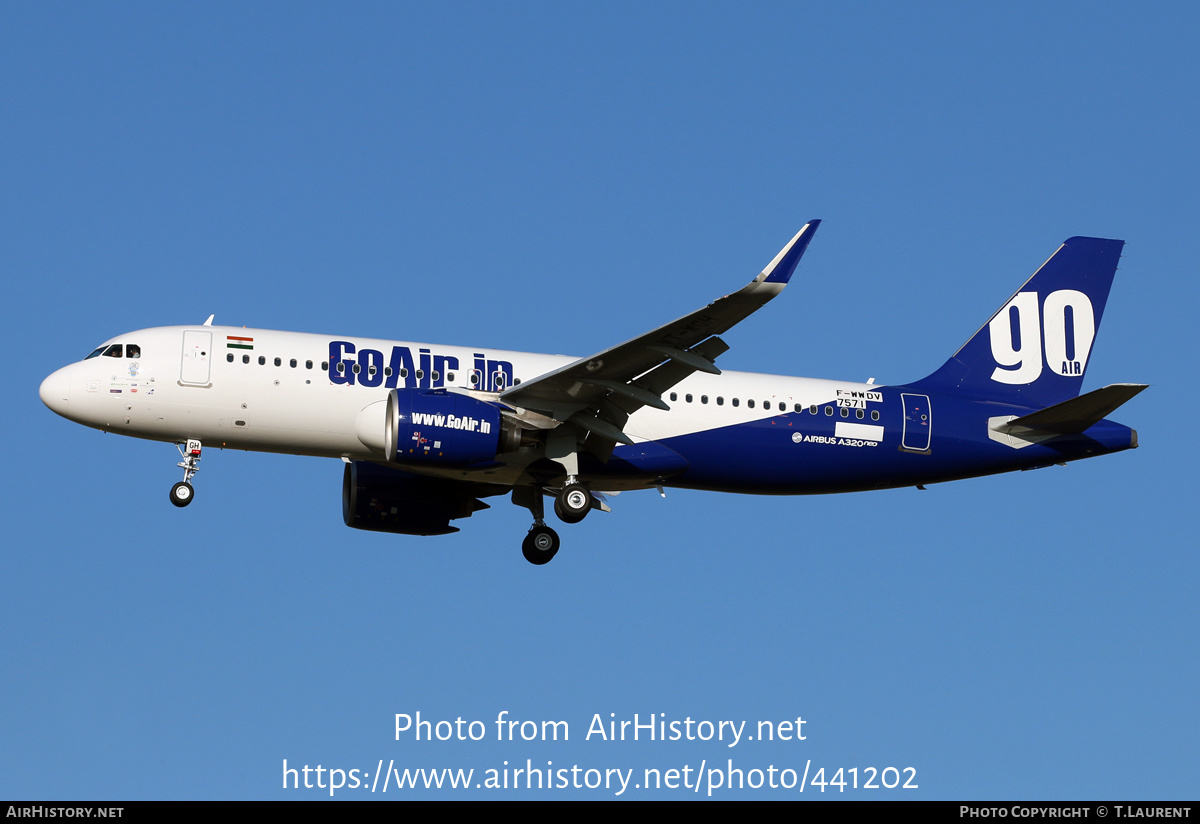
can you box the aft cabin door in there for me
[901,393,932,452]
[180,331,212,386]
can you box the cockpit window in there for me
[126,344,141,358]
[103,344,124,358]
[84,346,107,360]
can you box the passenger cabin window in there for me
[227,353,234,362]
[243,354,250,364]
[258,356,266,365]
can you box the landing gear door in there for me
[180,331,212,386]
[901,393,932,452]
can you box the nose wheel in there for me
[170,481,194,507]
[170,439,203,508]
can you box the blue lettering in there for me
[433,354,459,387]
[329,340,356,385]
[385,346,417,389]
[473,353,486,389]
[329,341,471,390]
[358,349,384,387]
[418,349,431,388]
[487,359,513,391]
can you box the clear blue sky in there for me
[3,2,1196,799]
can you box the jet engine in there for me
[342,460,505,535]
[384,388,528,467]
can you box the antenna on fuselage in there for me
[202,314,214,326]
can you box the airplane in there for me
[39,221,1145,564]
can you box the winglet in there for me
[762,219,821,284]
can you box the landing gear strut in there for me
[512,477,597,565]
[170,439,202,508]
[513,485,561,565]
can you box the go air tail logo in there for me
[988,290,1095,385]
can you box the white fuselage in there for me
[42,324,873,475]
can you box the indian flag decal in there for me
[226,335,254,350]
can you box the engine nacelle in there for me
[342,461,498,536]
[385,388,521,466]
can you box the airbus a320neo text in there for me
[41,221,1144,564]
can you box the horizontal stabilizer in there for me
[1005,383,1148,434]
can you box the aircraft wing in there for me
[499,220,820,446]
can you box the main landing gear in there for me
[553,481,591,524]
[514,478,597,565]
[522,525,560,565]
[170,439,202,508]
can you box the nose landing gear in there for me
[170,439,202,508]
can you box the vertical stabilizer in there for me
[914,236,1124,406]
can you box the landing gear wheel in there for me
[557,483,591,522]
[554,498,586,524]
[522,526,560,565]
[169,481,194,508]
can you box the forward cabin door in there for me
[180,331,213,386]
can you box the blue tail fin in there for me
[915,236,1125,406]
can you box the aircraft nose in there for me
[40,367,71,416]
